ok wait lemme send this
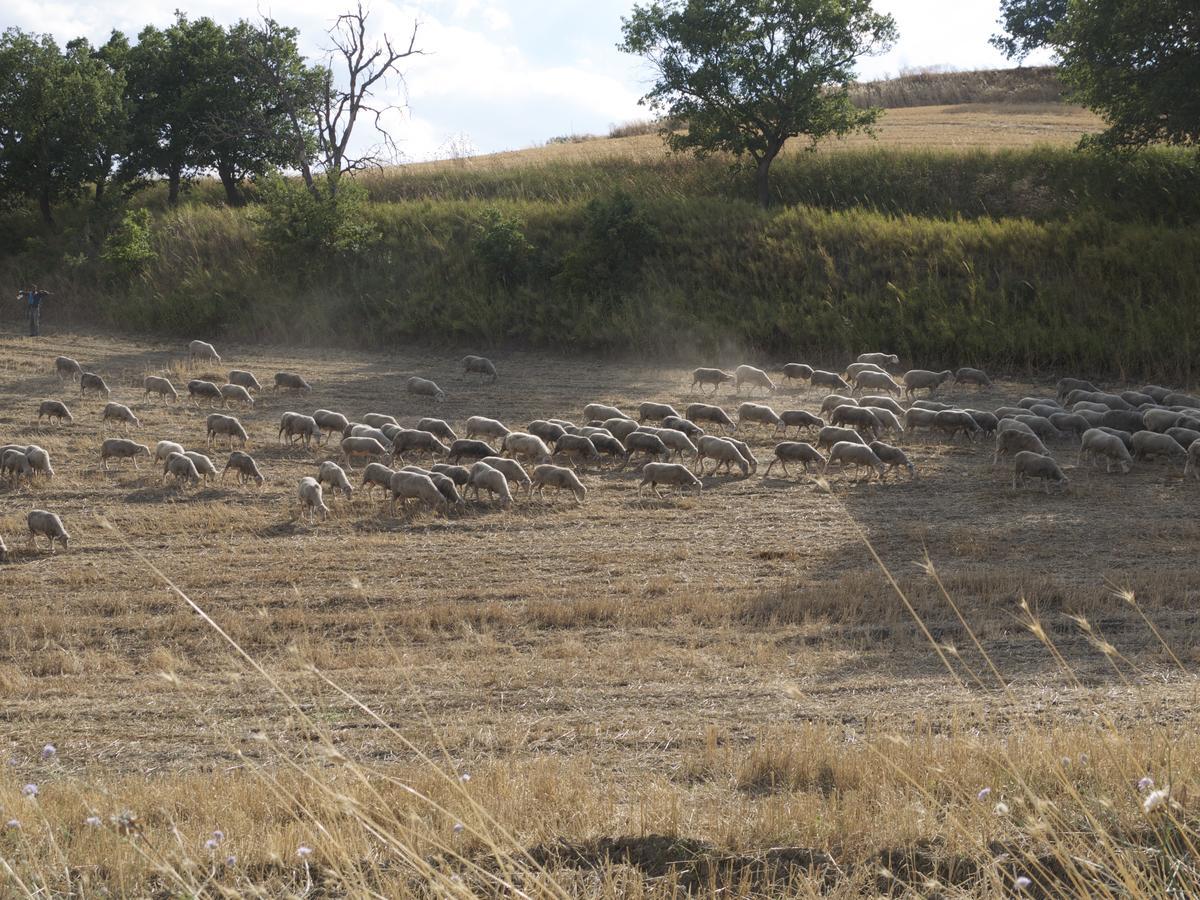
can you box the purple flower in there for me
[453,822,464,834]
[40,745,56,760]
[204,839,220,851]
[6,820,19,830]
[1138,776,1154,792]
[977,787,992,801]
[297,845,313,860]
[211,830,224,843]
[1015,875,1032,890]
[225,855,237,867]
[21,784,37,798]
[84,816,102,828]
[459,773,471,783]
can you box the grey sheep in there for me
[1012,450,1068,492]
[55,356,83,381]
[28,510,69,552]
[431,463,471,486]
[857,352,899,369]
[37,400,72,425]
[392,429,450,462]
[852,370,902,396]
[638,462,702,497]
[904,408,937,432]
[465,416,511,441]
[313,409,350,444]
[341,436,389,467]
[902,369,953,398]
[824,441,886,482]
[466,462,512,507]
[184,451,218,482]
[187,380,223,407]
[100,438,151,470]
[162,451,201,487]
[360,462,397,496]
[1056,377,1099,400]
[1143,408,1185,433]
[911,400,953,411]
[189,340,221,364]
[993,429,1049,466]
[479,456,533,498]
[222,451,264,486]
[964,409,999,436]
[101,402,140,431]
[764,442,825,478]
[405,376,444,402]
[1098,409,1145,434]
[1186,443,1200,480]
[1,449,32,482]
[603,417,641,441]
[206,413,249,449]
[819,394,857,415]
[399,465,464,509]
[463,355,498,382]
[776,409,824,435]
[811,370,851,392]
[1048,412,1091,438]
[1131,430,1187,464]
[143,376,178,403]
[1138,385,1173,404]
[844,362,886,381]
[638,401,680,423]
[363,413,398,429]
[737,402,782,429]
[859,395,904,416]
[782,363,814,383]
[449,439,501,464]
[155,440,185,462]
[621,431,671,469]
[661,416,704,439]
[25,445,53,479]
[1166,427,1200,450]
[1165,393,1200,410]
[932,409,980,441]
[274,372,312,395]
[691,367,736,393]
[417,418,458,442]
[954,367,992,387]
[228,370,262,392]
[219,383,255,408]
[583,402,627,422]
[869,441,915,478]
[1078,429,1132,474]
[685,403,736,433]
[694,436,750,476]
[527,420,567,444]
[830,405,880,439]
[531,464,587,504]
[80,372,110,398]
[817,425,866,449]
[1013,414,1060,442]
[317,460,354,498]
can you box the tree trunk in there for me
[217,163,245,207]
[168,163,182,206]
[38,185,54,228]
[754,141,785,209]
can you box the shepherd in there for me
[18,284,51,336]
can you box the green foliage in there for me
[989,0,1068,60]
[473,206,533,287]
[101,207,155,276]
[560,190,660,296]
[254,174,379,270]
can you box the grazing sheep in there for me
[864,407,904,435]
[1029,404,1062,420]
[685,403,737,433]
[764,442,825,478]
[1,449,32,482]
[399,465,464,509]
[317,460,354,499]
[817,425,866,450]
[1139,385,1173,404]
[691,367,736,393]
[858,395,905,417]
[55,356,83,381]
[998,418,1036,437]
[1166,427,1200,450]
[527,420,567,444]
[734,365,776,396]
[360,462,397,496]
[1121,391,1156,408]
[448,439,500,464]
[219,383,255,408]
[362,413,398,429]
[313,410,349,444]
[479,456,532,498]
[811,370,851,392]
[430,463,471,486]
[1098,409,1145,434]
[844,362,886,381]
[80,372,110,398]
[1131,430,1188,464]
[1014,414,1060,442]
[965,409,999,436]
[904,408,937,432]
[1071,402,1110,418]
[820,394,857,415]
[24,445,53,479]
[183,451,217,482]
[869,441,915,478]
[993,429,1049,466]
[467,462,512,507]
[831,405,880,439]
[227,370,262,392]
[155,440,185,462]
[1056,377,1100,400]
[660,415,704,439]
[1067,390,1130,411]
[603,417,641,441]
[462,355,498,382]
[391,429,450,462]
[954,367,992,387]
[638,462,703,497]
[776,410,824,435]
[1078,429,1133,473]
[902,369,953,398]
[737,402,782,430]
[349,424,392,447]
[281,414,321,449]
[298,477,330,522]
[162,451,201,486]
[1186,442,1200,480]
[187,379,223,407]
[405,376,444,402]
[1012,450,1068,493]
[1048,412,1091,438]
[911,400,953,412]
[694,436,750,476]
[143,376,178,403]
[852,370,902,396]
[502,432,554,465]
[465,416,511,441]
[37,400,72,425]
[621,431,670,469]
[1165,393,1200,410]
[100,438,151,470]
[781,363,814,384]
[583,403,627,423]
[858,352,900,369]
[341,436,389,467]
[531,464,587,504]
[823,441,886,482]
[100,402,141,432]
[1018,397,1061,411]
[1143,408,1184,433]
[206,414,249,449]
[638,401,680,423]
[416,418,457,443]
[222,450,264,486]
[1097,426,1134,450]
[274,372,312,395]
[189,340,220,364]
[27,510,69,552]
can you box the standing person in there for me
[18,284,51,336]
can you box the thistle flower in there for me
[459,773,471,783]
[1143,788,1169,814]
[453,822,464,834]
[977,787,992,801]
[21,784,37,798]
[1137,777,1154,792]
[225,855,237,867]
[211,830,224,843]
[297,845,313,859]
[84,816,102,828]
[6,820,19,830]
[1015,876,1032,890]
[40,744,56,760]
[204,838,220,851]
[994,802,1010,816]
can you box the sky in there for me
[5,0,1056,162]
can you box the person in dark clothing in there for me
[18,285,51,336]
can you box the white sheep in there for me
[37,400,73,425]
[830,405,880,439]
[298,477,330,522]
[902,369,954,398]
[465,416,511,441]
[865,407,905,435]
[844,362,886,381]
[55,356,83,381]
[690,368,735,393]
[823,441,886,482]
[869,441,915,478]
[527,420,567,444]
[143,376,179,403]
[463,355,498,382]
[1,448,32,483]
[406,376,444,402]
[904,408,937,432]
[349,424,391,446]
[501,432,554,465]
[638,401,680,423]
[227,370,262,392]
[363,413,399,429]
[317,460,354,499]
[694,435,749,476]
[341,436,388,467]
[183,451,217,482]
[1131,430,1187,464]
[274,372,312,395]
[911,400,953,411]
[431,463,471,486]
[817,425,866,450]
[313,409,349,443]
[530,464,587,504]
[1078,429,1132,473]
[187,380,223,407]
[100,438,150,470]
[206,413,249,449]
[660,416,704,439]
[638,462,703,497]
[24,445,53,479]
[417,418,458,442]
[764,442,824,478]
[391,429,450,462]
[641,426,695,460]
[552,435,600,471]
[101,402,141,431]
[819,394,857,415]
[80,372,110,398]
[154,440,185,462]
[162,451,201,487]
[685,403,736,433]
[858,352,899,369]
[1012,450,1068,493]
[189,340,220,364]
[281,414,321,449]
[360,462,397,496]
[480,456,532,498]
[734,365,775,396]
[992,429,1049,466]
[583,402,627,422]
[467,462,512,507]
[852,370,902,396]
[932,409,981,442]
[222,451,265,486]
[27,510,69,552]
[399,465,464,508]
[736,402,782,430]
[859,395,905,416]
[219,383,255,408]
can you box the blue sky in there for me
[6,0,1055,160]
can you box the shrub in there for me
[559,190,660,297]
[254,174,379,270]
[474,206,533,288]
[101,208,156,277]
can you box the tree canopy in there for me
[990,0,1068,60]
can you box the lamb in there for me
[764,442,825,478]
[857,352,900,369]
[363,413,398,429]
[219,383,255,408]
[222,451,265,486]
[479,456,532,498]
[1048,412,1091,438]
[817,425,866,450]
[781,363,814,384]
[638,401,680,423]
[734,365,776,396]
[313,410,350,443]
[399,466,464,509]
[811,370,851,392]
[583,403,627,422]
[685,403,737,433]
[80,372,111,398]
[1143,408,1185,433]
[298,477,330,522]
[143,376,179,403]
[1012,450,1068,493]
[1131,430,1188,464]
[417,418,458,442]
[188,340,220,364]
[603,418,641,441]
[904,408,937,432]
[527,420,567,444]
[227,370,262,392]
[341,436,389,467]
[852,370,902,396]
[55,356,83,381]
[360,462,397,496]
[621,431,670,469]
[462,355,498,382]
[902,369,953,398]
[187,380,223,407]
[1098,409,1145,434]
[965,410,999,436]
[431,463,471,486]
[1166,427,1200,451]
[37,400,72,425]
[530,464,587,504]
[465,416,511,441]
[823,441,886,482]
[830,405,880,439]
[1078,429,1133,473]
[100,402,141,431]
[162,451,201,486]
[661,416,704,439]
[737,402,782,429]
[638,462,703,498]
[858,396,905,416]
[391,429,450,462]
[776,410,824,435]
[155,440,185,462]
[24,445,53,479]
[1,449,32,482]
[820,394,857,415]
[467,462,512,508]
[869,441,915,478]
[1056,377,1099,400]
[449,439,500,464]
[954,367,992,387]
[993,429,1049,466]
[100,438,151,470]
[405,376,444,402]
[501,432,554,465]
[274,372,312,395]
[691,367,735,393]
[27,510,69,552]
[206,414,249,449]
[1187,442,1200,480]
[317,460,354,499]
[694,436,750,476]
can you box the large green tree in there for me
[619,0,896,207]
[990,0,1068,60]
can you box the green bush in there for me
[254,174,379,270]
[473,206,533,287]
[101,208,156,277]
[559,190,660,297]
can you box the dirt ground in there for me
[1,328,1197,788]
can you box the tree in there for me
[989,0,1068,60]
[619,0,896,208]
[1057,0,1200,150]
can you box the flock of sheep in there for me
[4,338,1200,557]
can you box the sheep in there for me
[1067,390,1130,411]
[313,410,349,444]
[206,414,249,449]
[465,416,510,441]
[180,451,216,482]
[811,370,851,392]
[817,425,866,450]
[902,369,953,398]
[227,370,262,392]
[869,441,915,478]
[414,418,456,443]
[864,407,904,435]
[638,462,703,498]
[24,445,53,479]
[479,456,532,498]
[764,442,825,478]
[274,372,312,395]
[1071,408,1107,426]
[349,424,392,447]
[831,405,881,439]
[1131,430,1188,464]
[781,363,814,384]
[820,394,858,415]
[1010,450,1068,493]
[1097,426,1134,450]
[462,355,498,382]
[37,400,72,425]
[100,438,151,470]
[80,372,110,398]
[859,396,904,417]
[687,403,738,434]
[547,418,576,429]
[1121,391,1156,408]
[1,449,32,483]
[1078,429,1133,473]
[101,402,141,432]
[1014,415,1060,442]
[162,451,201,487]
[965,409,999,436]
[823,441,886,482]
[1018,397,1061,412]
[1143,408,1185,433]
[1056,377,1099,400]
[1048,412,1091,438]
[399,465,464,509]
[27,510,69,552]
[283,415,322,449]
[691,367,735,393]
[621,431,670,469]
[912,400,953,412]
[188,340,220,364]
[222,451,264,486]
[1165,393,1200,410]
[187,379,223,407]
[1029,404,1062,420]
[998,418,1036,437]
[844,362,886,381]
[582,403,626,423]
[954,367,992,388]
[317,460,354,499]
[360,462,397,496]
[852,370,902,396]
[155,440,185,462]
[467,462,512,507]
[526,420,566,444]
[1098,409,1145,434]
[219,383,255,408]
[903,408,937,432]
[391,429,450,462]
[660,416,704,440]
[143,376,179,403]
[501,432,554,465]
[448,439,500,465]
[1166,427,1200,450]
[405,376,444,402]
[858,352,900,369]
[734,365,776,396]
[929,409,979,441]
[993,429,1049,466]
[776,409,824,435]
[602,418,640,441]
[362,413,398,429]
[341,436,388,467]
[55,356,83,381]
[530,464,587,504]
[737,402,782,430]
[1187,442,1200,480]
[638,401,680,423]
[298,477,330,522]
[694,435,750,476]
[431,463,471,486]
[1139,384,1173,404]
